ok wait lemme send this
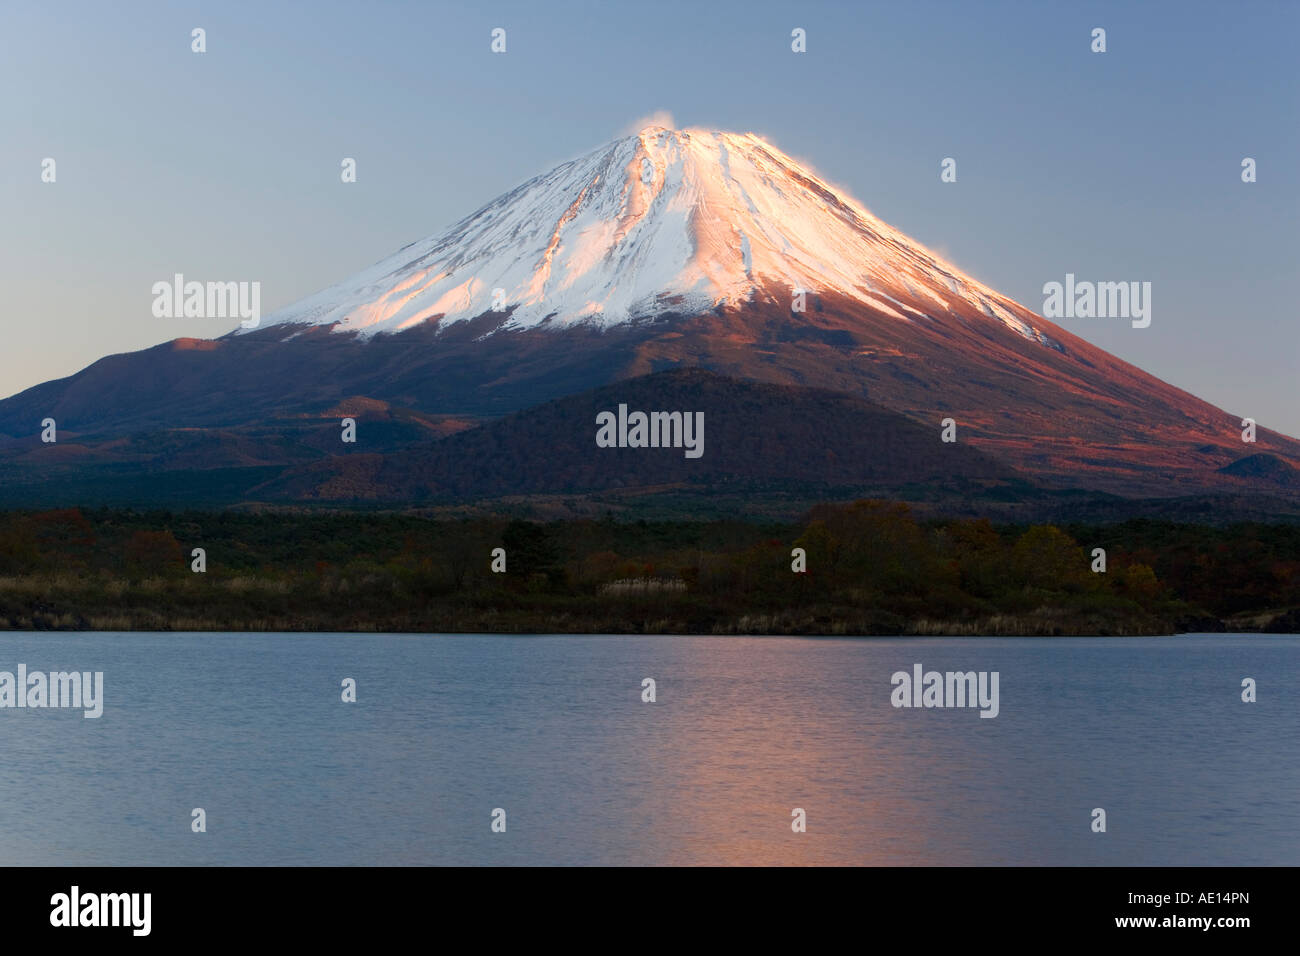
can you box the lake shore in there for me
[2,504,1297,637]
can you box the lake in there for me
[0,632,1295,865]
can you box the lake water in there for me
[0,632,1295,866]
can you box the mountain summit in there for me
[256,126,1054,346]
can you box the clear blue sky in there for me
[3,0,1296,433]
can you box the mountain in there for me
[249,368,1022,502]
[1219,453,1300,488]
[1,125,1297,509]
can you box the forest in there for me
[0,502,1296,635]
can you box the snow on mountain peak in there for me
[253,126,1056,346]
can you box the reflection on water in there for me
[0,633,1295,865]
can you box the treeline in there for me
[0,503,1296,634]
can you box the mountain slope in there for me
[250,368,1021,502]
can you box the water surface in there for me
[0,633,1294,865]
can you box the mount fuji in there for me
[1,125,1296,511]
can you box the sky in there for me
[2,0,1297,433]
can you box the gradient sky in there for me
[3,0,1296,432]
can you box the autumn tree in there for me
[124,529,184,577]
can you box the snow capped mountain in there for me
[255,126,1057,346]
[7,123,1299,508]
